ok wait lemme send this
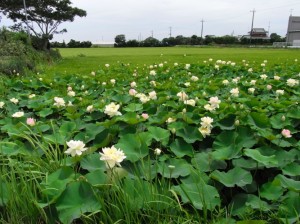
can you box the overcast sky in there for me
[1,0,300,43]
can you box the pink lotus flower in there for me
[281,129,292,138]
[129,89,137,96]
[141,113,149,119]
[26,118,36,126]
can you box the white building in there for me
[286,16,300,46]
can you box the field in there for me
[44,47,300,74]
[1,47,300,224]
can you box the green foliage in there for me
[0,0,86,50]
[0,53,300,223]
[0,28,61,75]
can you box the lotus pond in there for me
[0,58,300,223]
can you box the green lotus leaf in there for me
[59,121,77,137]
[169,138,194,157]
[80,153,106,172]
[180,168,210,185]
[38,108,53,118]
[277,174,300,192]
[271,138,292,147]
[247,112,270,129]
[147,126,170,146]
[56,181,101,224]
[212,127,256,160]
[287,109,300,119]
[175,125,202,144]
[243,148,278,168]
[232,157,263,169]
[123,103,143,112]
[278,191,300,223]
[260,179,284,201]
[44,132,66,145]
[172,182,220,210]
[85,170,107,186]
[158,158,192,178]
[216,114,236,130]
[116,112,140,125]
[210,167,252,187]
[192,152,227,172]
[41,167,75,202]
[230,194,271,217]
[282,163,300,176]
[115,133,149,162]
[75,124,106,143]
[111,94,131,104]
[270,113,291,129]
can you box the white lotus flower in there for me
[149,70,156,76]
[54,97,65,107]
[276,90,284,96]
[68,90,76,97]
[65,140,87,157]
[10,98,19,104]
[222,80,229,85]
[230,88,239,97]
[104,102,122,117]
[260,74,268,80]
[209,96,221,109]
[286,78,299,87]
[200,116,214,129]
[154,148,162,156]
[86,105,94,113]
[12,111,24,118]
[248,88,255,94]
[100,145,126,168]
[184,99,196,106]
[148,91,157,100]
[198,126,211,138]
[177,91,188,101]
[191,76,199,82]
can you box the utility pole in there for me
[169,26,172,38]
[151,30,153,38]
[23,0,31,40]
[200,19,204,44]
[290,9,293,16]
[249,9,256,44]
[268,21,270,36]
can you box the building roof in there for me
[251,28,267,33]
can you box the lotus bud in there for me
[235,120,240,126]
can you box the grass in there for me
[41,47,300,75]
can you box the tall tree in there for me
[114,34,126,47]
[0,0,86,50]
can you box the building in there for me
[242,28,270,40]
[250,28,269,38]
[286,16,300,45]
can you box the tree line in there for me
[51,39,92,48]
[115,33,285,47]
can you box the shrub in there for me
[0,28,61,75]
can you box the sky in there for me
[0,0,300,43]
